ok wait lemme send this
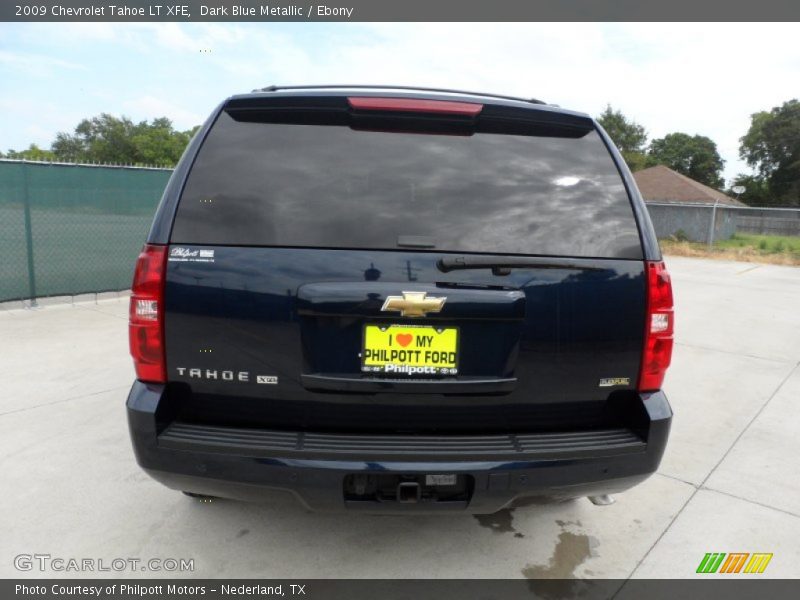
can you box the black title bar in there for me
[3,0,800,22]
[5,579,800,599]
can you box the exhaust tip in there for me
[588,494,616,506]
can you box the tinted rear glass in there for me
[172,109,642,258]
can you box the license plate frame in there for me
[361,324,459,376]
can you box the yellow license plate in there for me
[362,324,459,376]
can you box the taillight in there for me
[129,244,167,383]
[638,261,674,392]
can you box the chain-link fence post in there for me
[707,200,719,248]
[21,161,38,306]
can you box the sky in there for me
[1,22,799,184]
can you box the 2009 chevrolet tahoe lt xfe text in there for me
[126,85,674,513]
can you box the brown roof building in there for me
[633,165,744,206]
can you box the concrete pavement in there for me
[1,256,798,579]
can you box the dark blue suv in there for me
[126,86,673,513]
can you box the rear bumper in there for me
[126,381,672,514]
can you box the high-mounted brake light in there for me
[638,261,674,392]
[129,244,167,383]
[348,97,483,116]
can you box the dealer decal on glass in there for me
[362,324,459,376]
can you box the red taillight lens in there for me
[347,96,483,116]
[638,261,674,392]
[129,244,167,383]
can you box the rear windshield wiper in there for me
[437,256,604,276]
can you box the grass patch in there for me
[660,233,800,266]
[717,233,800,254]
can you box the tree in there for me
[597,105,648,171]
[131,118,195,166]
[50,113,196,166]
[647,133,725,189]
[52,114,137,163]
[739,99,800,206]
[1,144,56,161]
[597,105,647,154]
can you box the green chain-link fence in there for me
[0,160,172,303]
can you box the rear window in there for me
[171,109,642,258]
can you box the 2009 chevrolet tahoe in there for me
[126,85,673,513]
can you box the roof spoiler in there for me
[251,84,547,106]
[226,94,593,138]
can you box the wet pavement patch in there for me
[521,528,599,598]
[474,508,517,534]
[555,519,583,528]
[522,530,594,579]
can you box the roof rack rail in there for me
[252,84,546,105]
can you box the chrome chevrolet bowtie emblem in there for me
[381,291,446,318]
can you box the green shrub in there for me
[673,229,689,242]
[758,239,768,250]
